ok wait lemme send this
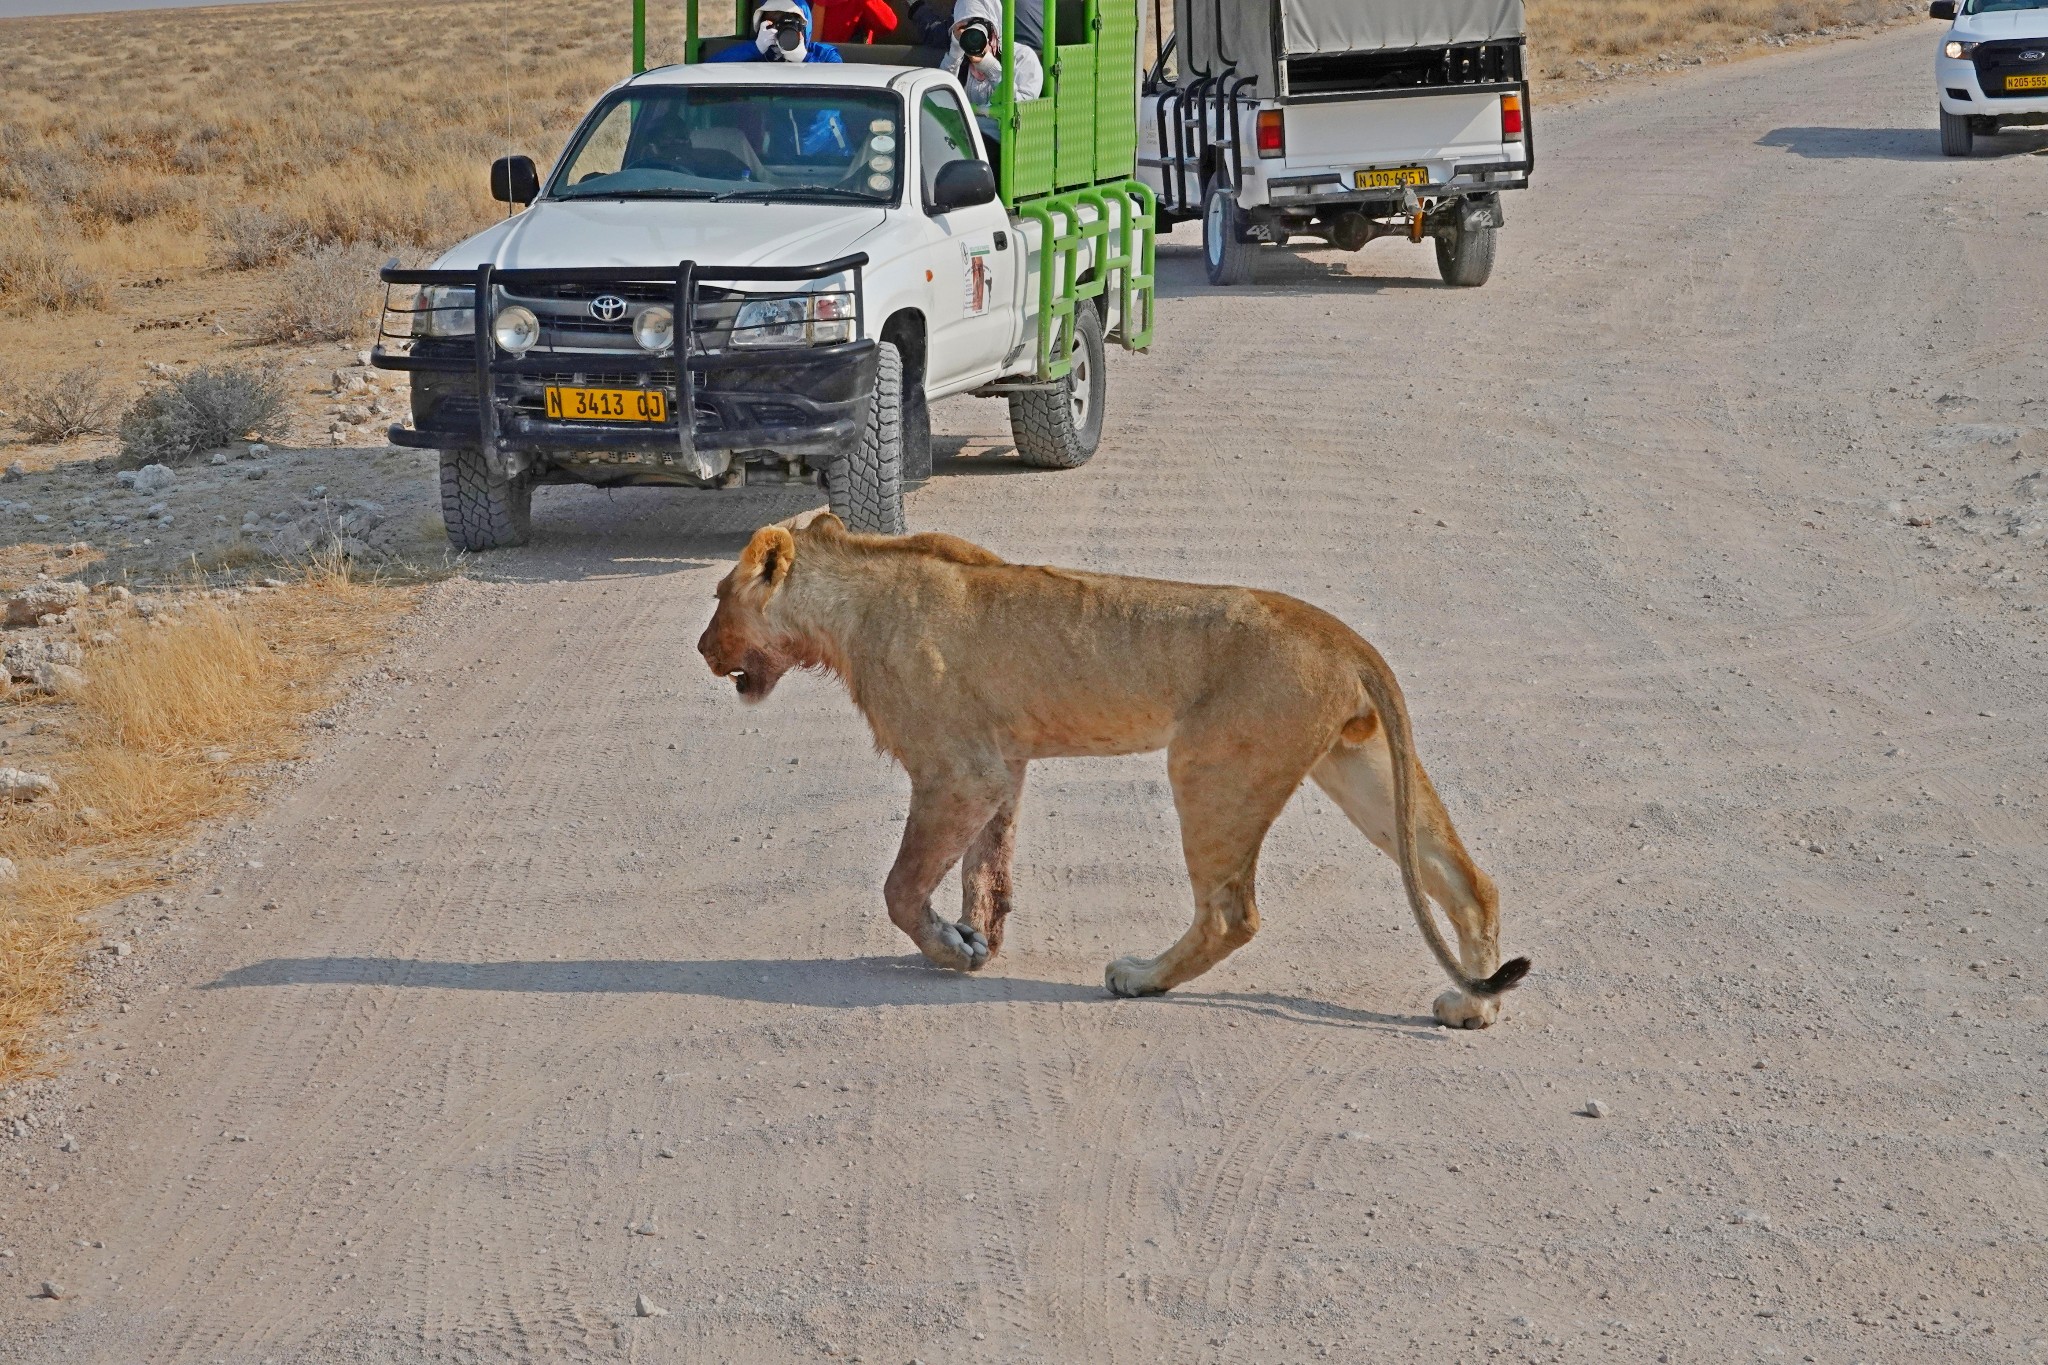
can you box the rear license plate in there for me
[1355,166,1428,190]
[544,386,667,422]
[2006,73,2048,91]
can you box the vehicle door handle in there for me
[994,231,1008,252]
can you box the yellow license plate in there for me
[1355,166,1428,190]
[544,386,667,422]
[2006,73,2048,91]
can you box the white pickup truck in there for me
[1140,0,1532,286]
[373,57,1152,547]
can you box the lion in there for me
[696,514,1530,1027]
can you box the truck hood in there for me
[1955,11,2048,39]
[432,200,888,273]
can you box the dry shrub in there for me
[248,242,386,344]
[0,571,413,1081]
[118,363,288,464]
[0,233,111,313]
[13,365,118,443]
[210,203,306,270]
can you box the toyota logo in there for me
[2023,49,2046,61]
[589,294,628,323]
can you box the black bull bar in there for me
[370,254,873,477]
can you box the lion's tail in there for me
[1348,653,1531,1000]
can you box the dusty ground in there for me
[3,22,2047,1362]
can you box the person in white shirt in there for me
[942,0,1041,183]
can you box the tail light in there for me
[1255,109,1285,159]
[1500,93,1524,141]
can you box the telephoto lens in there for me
[959,20,991,57]
[774,15,805,49]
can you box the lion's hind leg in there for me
[1309,733,1508,1028]
[1103,732,1313,999]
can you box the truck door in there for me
[912,85,1017,390]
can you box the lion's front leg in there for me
[960,760,1026,960]
[884,773,1009,972]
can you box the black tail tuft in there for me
[1472,956,1532,996]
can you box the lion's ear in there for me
[801,511,846,538]
[739,525,797,592]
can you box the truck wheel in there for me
[826,339,906,534]
[439,446,532,551]
[1435,221,1497,287]
[1940,108,1974,157]
[1203,182,1256,286]
[1009,301,1105,469]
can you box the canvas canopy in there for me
[1173,0,1524,88]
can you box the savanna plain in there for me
[2,0,2046,1361]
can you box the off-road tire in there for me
[1203,181,1256,286]
[1008,299,1105,469]
[1435,221,1497,287]
[826,340,906,534]
[438,446,532,551]
[1939,107,1974,157]
[902,378,933,488]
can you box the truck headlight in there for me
[732,281,855,348]
[492,305,540,354]
[634,305,675,354]
[1944,39,1975,59]
[412,285,475,338]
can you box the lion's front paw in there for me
[1104,955,1167,998]
[1433,989,1501,1030]
[924,920,991,972]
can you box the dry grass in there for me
[0,563,413,1083]
[0,0,650,315]
[1525,0,1921,71]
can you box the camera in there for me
[957,17,994,57]
[764,11,807,52]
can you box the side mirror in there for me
[929,158,997,214]
[1929,1,1957,18]
[491,155,540,206]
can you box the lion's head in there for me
[698,519,826,702]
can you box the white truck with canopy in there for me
[1140,0,1533,285]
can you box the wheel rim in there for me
[1205,192,1224,266]
[1068,328,1091,431]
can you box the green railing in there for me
[635,0,1154,374]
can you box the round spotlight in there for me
[1943,39,1966,58]
[634,305,675,354]
[492,305,540,354]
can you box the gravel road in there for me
[6,25,2047,1362]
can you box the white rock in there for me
[131,463,176,494]
[1583,1098,1609,1119]
[0,856,17,884]
[634,1294,668,1318]
[209,452,229,466]
[5,580,88,627]
[33,661,88,695]
[0,768,59,801]
[38,1280,64,1299]
[246,443,270,456]
[4,634,83,681]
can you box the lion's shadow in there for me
[206,955,1434,1031]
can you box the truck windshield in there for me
[1966,0,2048,10]
[549,86,903,203]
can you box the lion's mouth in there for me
[728,669,754,696]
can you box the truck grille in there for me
[1286,41,1522,98]
[1973,40,2048,98]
